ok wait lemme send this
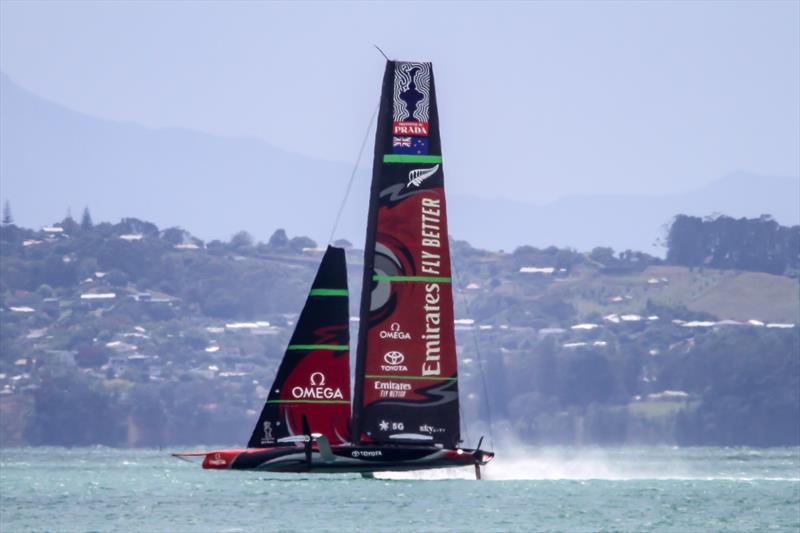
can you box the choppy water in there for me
[1,446,798,532]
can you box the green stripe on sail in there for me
[365,374,458,381]
[372,275,451,283]
[309,288,348,296]
[266,400,350,405]
[383,154,443,164]
[287,344,349,351]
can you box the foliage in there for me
[0,214,797,447]
[75,345,110,368]
[230,230,254,251]
[2,201,12,225]
[81,207,93,230]
[666,214,799,276]
[267,228,289,249]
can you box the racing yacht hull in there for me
[176,445,494,473]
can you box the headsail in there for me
[352,61,460,448]
[247,246,351,448]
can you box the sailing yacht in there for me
[174,60,494,477]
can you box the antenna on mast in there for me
[373,45,390,61]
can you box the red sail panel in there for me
[248,246,351,447]
[353,61,460,448]
[270,342,351,445]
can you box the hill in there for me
[451,173,800,254]
[0,215,797,448]
[542,264,798,324]
[2,73,798,254]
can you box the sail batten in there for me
[383,154,443,164]
[286,344,349,351]
[372,275,452,283]
[308,288,348,297]
[352,60,460,448]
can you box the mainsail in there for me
[247,245,351,448]
[353,61,460,448]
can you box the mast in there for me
[352,61,460,448]
[352,62,394,443]
[248,245,351,448]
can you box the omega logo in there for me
[379,322,411,340]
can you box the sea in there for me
[1,446,798,532]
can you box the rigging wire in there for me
[456,328,472,448]
[327,103,380,245]
[451,256,496,451]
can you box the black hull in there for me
[183,445,493,474]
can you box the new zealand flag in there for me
[392,136,429,155]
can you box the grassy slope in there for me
[687,270,799,323]
[544,264,798,323]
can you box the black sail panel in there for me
[353,61,460,448]
[247,246,351,448]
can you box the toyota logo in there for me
[383,351,405,365]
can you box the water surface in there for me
[1,446,798,532]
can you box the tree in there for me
[589,246,616,266]
[162,227,188,245]
[666,214,799,275]
[27,373,125,446]
[75,345,110,368]
[60,209,80,234]
[2,201,12,225]
[43,255,78,287]
[230,230,254,251]
[268,228,289,249]
[115,218,159,237]
[289,236,317,252]
[81,207,93,230]
[557,351,615,407]
[666,215,706,266]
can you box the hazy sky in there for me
[1,1,798,204]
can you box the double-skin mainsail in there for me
[352,61,460,449]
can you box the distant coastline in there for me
[1,214,797,448]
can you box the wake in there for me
[375,446,800,481]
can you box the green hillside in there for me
[0,215,797,447]
[539,265,799,324]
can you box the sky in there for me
[1,1,798,205]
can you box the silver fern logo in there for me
[407,165,439,188]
